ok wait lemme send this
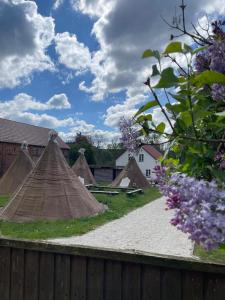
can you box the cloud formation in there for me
[55,32,91,73]
[72,0,225,127]
[0,0,55,88]
[0,93,73,128]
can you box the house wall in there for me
[0,142,69,178]
[116,148,159,179]
[90,166,122,183]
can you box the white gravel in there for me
[49,197,194,258]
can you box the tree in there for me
[69,133,96,166]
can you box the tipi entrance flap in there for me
[120,177,130,187]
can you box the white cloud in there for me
[0,93,73,129]
[52,0,64,10]
[0,0,55,88]
[55,32,91,73]
[47,94,71,109]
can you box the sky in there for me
[0,0,224,144]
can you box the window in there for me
[139,154,144,162]
[146,169,151,177]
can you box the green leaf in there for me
[136,114,152,123]
[152,64,160,76]
[154,67,179,88]
[194,70,225,86]
[180,111,193,126]
[142,49,160,60]
[156,122,166,133]
[166,103,187,113]
[134,101,157,117]
[164,42,183,54]
[192,46,208,55]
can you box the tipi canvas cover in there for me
[72,149,96,185]
[1,133,105,222]
[111,157,150,189]
[0,143,35,195]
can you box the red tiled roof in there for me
[142,144,162,159]
[0,118,69,149]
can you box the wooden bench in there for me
[94,185,134,191]
[89,190,119,196]
[126,189,143,196]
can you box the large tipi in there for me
[0,142,35,196]
[111,157,150,189]
[1,132,105,222]
[72,148,96,185]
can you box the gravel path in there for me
[49,197,194,258]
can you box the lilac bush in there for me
[119,117,141,154]
[195,21,225,101]
[155,166,225,251]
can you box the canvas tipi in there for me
[111,157,150,189]
[72,148,96,185]
[1,132,105,222]
[0,142,35,195]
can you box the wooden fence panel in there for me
[70,256,87,300]
[0,247,11,300]
[204,273,225,300]
[142,265,160,300]
[182,271,204,300]
[161,268,182,300]
[122,262,141,300]
[39,252,55,300]
[24,250,39,300]
[104,260,122,300]
[55,254,70,300]
[10,248,24,300]
[86,258,104,300]
[0,238,225,300]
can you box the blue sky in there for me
[0,0,224,144]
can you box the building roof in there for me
[142,145,162,159]
[116,144,162,160]
[0,118,69,149]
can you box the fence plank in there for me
[205,273,225,300]
[55,254,70,300]
[104,260,122,300]
[71,256,87,300]
[0,247,11,300]
[39,252,54,300]
[87,257,104,300]
[11,248,24,300]
[182,271,203,300]
[142,265,160,300]
[122,262,141,300]
[24,250,39,300]
[161,268,182,300]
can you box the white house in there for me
[116,145,162,179]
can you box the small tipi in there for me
[1,132,105,222]
[111,157,150,189]
[0,142,35,196]
[72,148,96,185]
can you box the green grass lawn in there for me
[194,245,225,264]
[0,187,160,240]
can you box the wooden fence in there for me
[0,237,224,300]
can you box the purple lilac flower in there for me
[119,117,140,154]
[154,166,225,251]
[195,31,225,101]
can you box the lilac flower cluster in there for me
[155,166,225,250]
[119,117,141,154]
[195,23,225,101]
